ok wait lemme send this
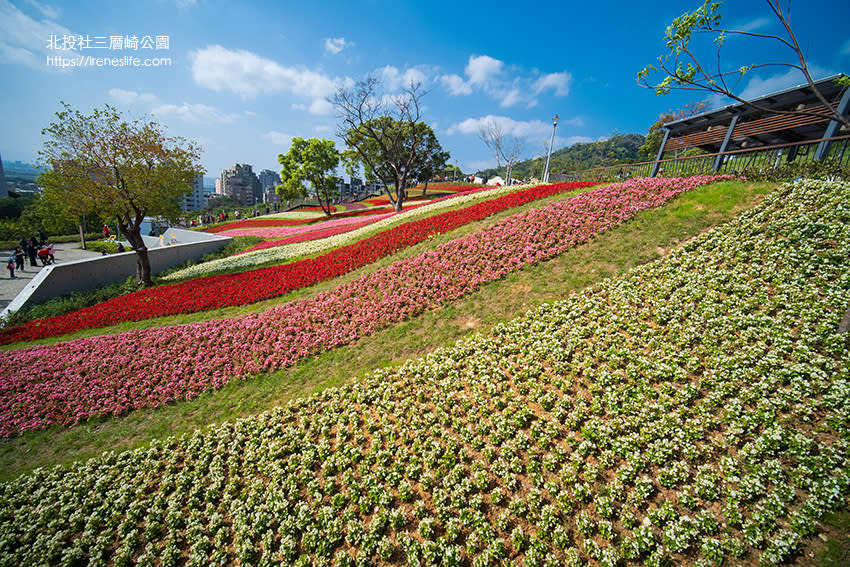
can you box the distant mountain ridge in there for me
[475,133,646,180]
[3,160,40,182]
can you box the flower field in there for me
[220,213,395,239]
[0,176,731,434]
[0,181,595,345]
[163,183,539,279]
[236,220,378,253]
[0,179,847,566]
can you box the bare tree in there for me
[637,0,850,130]
[333,77,442,211]
[479,119,524,184]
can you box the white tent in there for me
[487,176,504,186]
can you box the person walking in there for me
[13,246,25,272]
[27,238,38,267]
[6,256,15,278]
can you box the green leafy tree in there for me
[0,194,37,220]
[638,100,710,159]
[276,137,341,216]
[18,193,90,237]
[409,134,450,195]
[38,102,202,286]
[637,0,850,130]
[334,77,442,212]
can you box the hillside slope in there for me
[1,179,847,566]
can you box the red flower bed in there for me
[0,182,596,344]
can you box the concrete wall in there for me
[3,228,231,315]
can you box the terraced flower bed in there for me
[0,179,846,567]
[164,182,571,280]
[0,176,729,435]
[220,213,395,239]
[0,181,595,346]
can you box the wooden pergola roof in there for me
[660,74,849,154]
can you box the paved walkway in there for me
[0,242,104,311]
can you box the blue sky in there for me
[1,0,848,181]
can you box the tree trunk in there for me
[124,227,153,287]
[78,222,86,250]
[423,179,429,196]
[393,177,405,212]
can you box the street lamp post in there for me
[543,114,559,183]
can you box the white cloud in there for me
[499,88,522,108]
[733,16,771,33]
[176,0,197,8]
[737,65,830,101]
[448,114,583,140]
[108,88,159,105]
[151,102,238,123]
[0,41,39,67]
[440,54,572,110]
[439,73,473,95]
[533,71,572,96]
[466,54,503,86]
[438,55,504,98]
[190,45,343,99]
[264,131,293,146]
[0,0,74,70]
[378,65,429,91]
[24,0,59,19]
[324,37,346,55]
[309,98,334,115]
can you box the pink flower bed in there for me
[231,188,493,251]
[237,220,377,253]
[221,212,397,238]
[0,176,733,436]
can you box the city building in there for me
[263,188,281,204]
[258,169,280,190]
[335,177,379,202]
[180,174,207,212]
[220,163,262,206]
[335,178,350,201]
[258,169,282,203]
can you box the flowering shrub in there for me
[0,181,595,344]
[0,176,732,433]
[0,179,847,567]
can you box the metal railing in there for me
[552,135,850,182]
